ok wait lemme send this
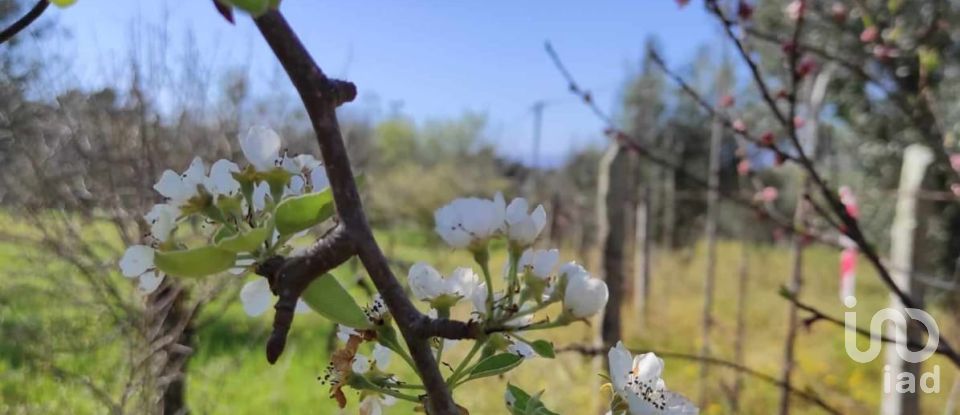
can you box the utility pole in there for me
[531,100,545,168]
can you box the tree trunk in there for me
[634,183,652,327]
[599,144,636,347]
[698,111,722,407]
[731,220,750,413]
[778,179,809,415]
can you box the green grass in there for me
[1,217,958,414]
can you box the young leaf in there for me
[154,246,237,278]
[224,0,269,15]
[530,340,555,358]
[274,190,334,235]
[505,384,559,415]
[216,226,271,253]
[466,353,523,381]
[301,274,372,329]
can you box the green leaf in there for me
[216,226,271,253]
[50,0,77,8]
[213,226,238,244]
[301,274,372,329]
[154,246,237,278]
[530,340,555,358]
[274,190,334,235]
[467,353,523,381]
[505,384,559,415]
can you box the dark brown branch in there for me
[252,10,460,413]
[0,0,48,45]
[557,344,841,415]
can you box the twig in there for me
[0,0,49,45]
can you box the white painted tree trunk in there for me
[882,144,934,415]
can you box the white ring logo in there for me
[843,296,939,364]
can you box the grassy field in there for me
[1,220,958,414]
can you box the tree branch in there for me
[0,0,49,45]
[251,9,460,413]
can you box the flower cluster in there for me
[118,126,333,319]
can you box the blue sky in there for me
[46,1,717,166]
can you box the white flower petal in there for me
[372,343,392,369]
[352,355,371,374]
[207,159,240,196]
[608,342,634,392]
[153,170,189,201]
[182,157,206,190]
[241,126,282,171]
[144,204,179,242]
[252,182,270,212]
[119,245,154,278]
[240,278,273,317]
[564,269,608,318]
[408,262,444,301]
[309,167,329,191]
[137,270,165,294]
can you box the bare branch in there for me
[251,9,460,413]
[0,0,49,45]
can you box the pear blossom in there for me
[518,248,559,280]
[504,197,547,246]
[281,153,321,175]
[239,278,311,317]
[433,193,506,249]
[351,343,393,374]
[205,159,241,197]
[607,342,698,415]
[118,245,165,294]
[359,394,397,415]
[144,203,179,242]
[407,263,480,304]
[561,262,609,318]
[240,126,283,171]
[252,182,270,212]
[153,157,206,207]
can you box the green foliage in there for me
[154,246,237,278]
[215,226,272,253]
[465,353,524,381]
[505,384,559,415]
[529,340,555,358]
[300,274,372,329]
[50,0,77,8]
[273,190,334,235]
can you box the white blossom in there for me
[607,342,698,415]
[352,343,392,374]
[144,203,179,242]
[433,193,506,249]
[281,153,321,175]
[310,166,329,191]
[118,245,165,294]
[240,126,283,171]
[359,394,397,415]
[561,262,608,318]
[518,248,559,280]
[252,182,270,212]
[239,278,311,317]
[407,262,479,303]
[153,157,206,206]
[205,159,241,197]
[505,197,547,246]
